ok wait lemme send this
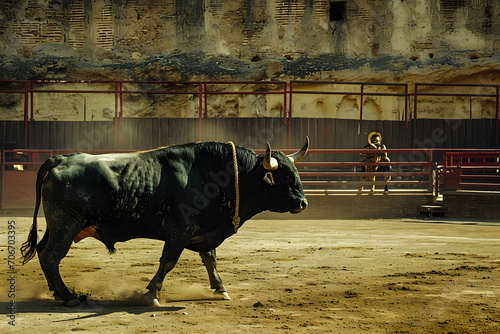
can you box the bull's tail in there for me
[21,157,58,265]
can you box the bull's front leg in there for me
[144,241,185,306]
[200,249,230,300]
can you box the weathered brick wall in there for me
[1,0,500,120]
[2,1,499,74]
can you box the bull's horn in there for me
[263,142,278,171]
[288,136,309,163]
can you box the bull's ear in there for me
[263,172,275,185]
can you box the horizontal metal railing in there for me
[3,147,500,209]
[296,149,433,195]
[1,79,499,149]
[0,148,434,209]
[442,152,500,191]
[289,81,409,127]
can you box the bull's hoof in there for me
[143,293,161,307]
[64,298,82,307]
[214,290,231,300]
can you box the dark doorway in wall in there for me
[330,1,347,21]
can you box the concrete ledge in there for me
[444,190,500,219]
[257,191,434,220]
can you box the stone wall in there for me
[1,0,500,120]
[444,191,500,219]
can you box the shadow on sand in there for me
[2,299,185,322]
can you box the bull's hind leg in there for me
[39,237,81,306]
[39,214,83,306]
[200,250,230,300]
[36,231,58,298]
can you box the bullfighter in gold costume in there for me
[359,132,391,192]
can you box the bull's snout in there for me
[291,197,308,213]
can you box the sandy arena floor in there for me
[1,217,499,333]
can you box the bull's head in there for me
[261,136,309,214]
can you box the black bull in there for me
[21,138,309,306]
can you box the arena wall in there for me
[1,1,500,119]
[2,118,498,151]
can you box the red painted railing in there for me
[442,152,500,191]
[1,79,499,149]
[3,147,500,209]
[0,147,439,209]
[289,81,409,126]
